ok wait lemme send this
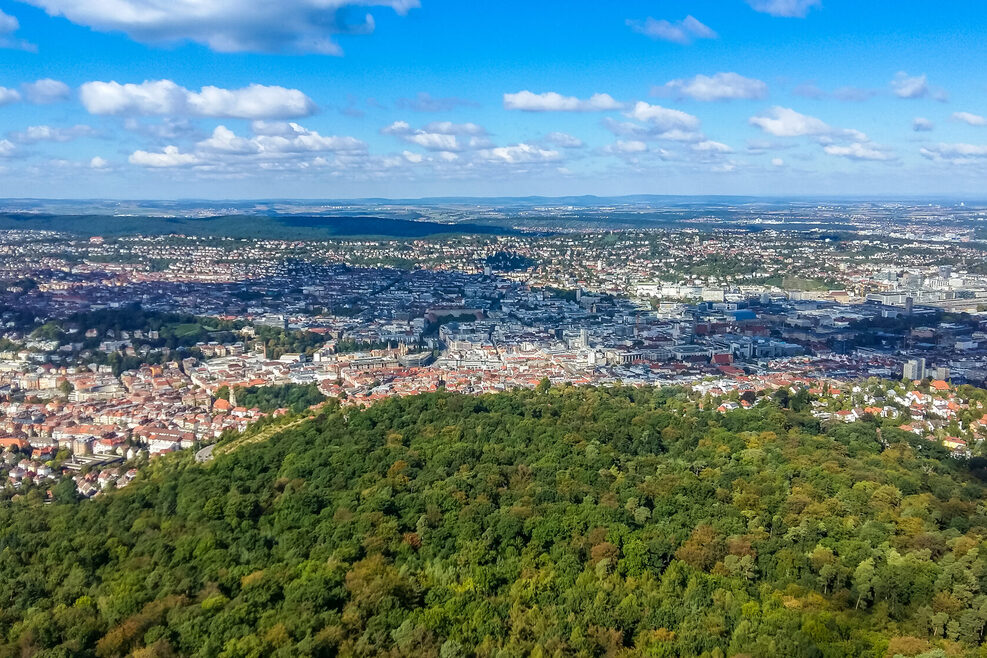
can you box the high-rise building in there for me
[903,358,926,381]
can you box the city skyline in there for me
[1,0,987,198]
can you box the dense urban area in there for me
[2,201,987,496]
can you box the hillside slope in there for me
[1,387,986,657]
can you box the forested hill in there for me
[2,387,987,657]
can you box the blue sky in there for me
[1,0,986,198]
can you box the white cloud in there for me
[0,9,17,33]
[381,120,487,151]
[890,72,946,101]
[747,0,820,17]
[823,142,893,161]
[80,80,317,119]
[920,143,987,164]
[693,140,733,153]
[626,16,716,44]
[0,9,33,50]
[545,132,584,148]
[605,140,648,155]
[953,112,987,127]
[406,133,460,151]
[660,72,767,101]
[771,157,785,166]
[625,102,701,131]
[503,91,623,112]
[9,124,95,143]
[90,156,109,169]
[891,72,927,99]
[0,139,16,157]
[750,107,878,162]
[421,121,486,135]
[200,123,365,154]
[479,143,561,164]
[749,106,831,137]
[603,117,703,144]
[22,79,71,104]
[196,126,258,154]
[913,117,934,132]
[0,87,21,106]
[129,122,364,169]
[129,145,200,168]
[20,0,419,54]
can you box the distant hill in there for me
[1,386,986,656]
[0,213,513,239]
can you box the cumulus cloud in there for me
[749,106,886,161]
[823,142,893,161]
[953,112,987,127]
[79,80,317,119]
[381,120,487,151]
[545,132,584,148]
[478,143,560,164]
[9,124,95,143]
[503,91,623,112]
[625,102,701,132]
[891,72,927,99]
[913,117,934,132]
[747,0,821,17]
[129,145,200,168]
[90,156,109,169]
[771,157,785,167]
[626,16,716,44]
[920,143,987,165]
[604,140,648,155]
[19,0,419,54]
[891,71,947,101]
[201,123,365,154]
[129,122,365,169]
[0,9,33,50]
[0,139,16,157]
[603,118,702,144]
[22,79,71,104]
[0,10,17,35]
[0,87,21,106]
[692,140,733,153]
[748,106,832,137]
[420,121,486,135]
[659,72,767,101]
[395,92,478,112]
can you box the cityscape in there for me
[3,201,987,490]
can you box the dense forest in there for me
[2,386,987,657]
[216,383,327,414]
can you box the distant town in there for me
[4,200,987,497]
